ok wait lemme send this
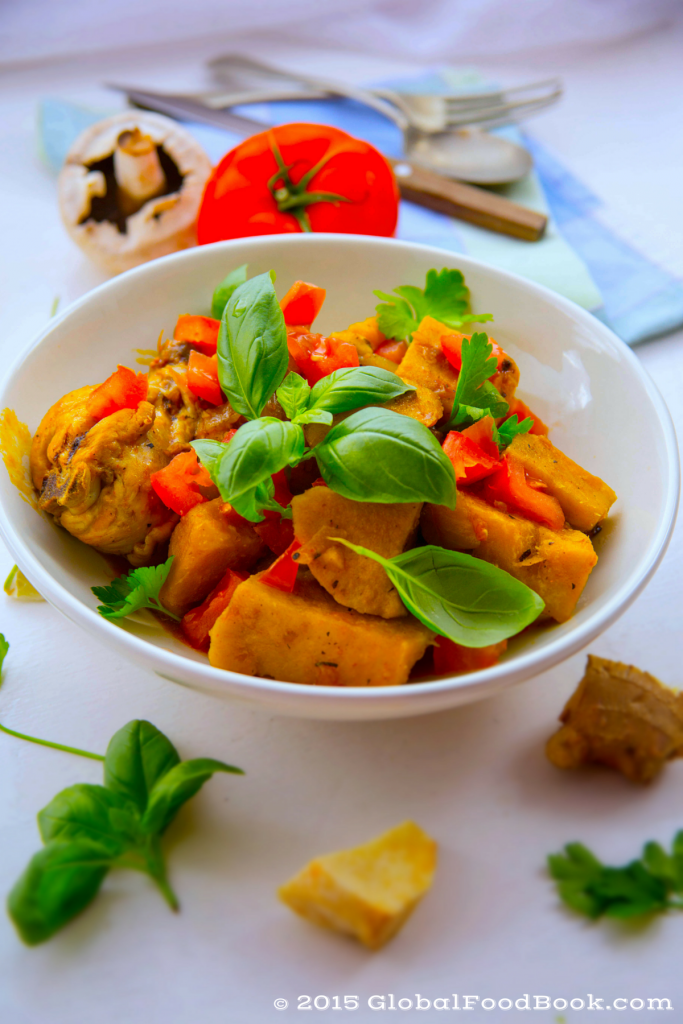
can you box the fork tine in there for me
[441,78,562,105]
[442,95,561,129]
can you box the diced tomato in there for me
[374,339,408,365]
[173,314,220,355]
[440,332,507,373]
[442,431,501,485]
[507,398,548,436]
[481,455,565,530]
[461,415,500,460]
[255,516,295,555]
[433,637,508,674]
[181,568,248,652]
[280,280,326,327]
[187,350,223,405]
[221,504,250,528]
[287,329,359,384]
[86,365,148,422]
[223,428,239,443]
[311,477,328,487]
[260,539,302,593]
[150,449,214,517]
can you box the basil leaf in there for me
[37,784,138,856]
[276,371,311,420]
[209,417,305,522]
[314,407,456,507]
[333,540,544,647]
[191,438,227,478]
[217,271,289,420]
[142,758,244,835]
[7,839,112,946]
[211,263,248,320]
[293,408,334,426]
[307,366,414,415]
[104,720,180,815]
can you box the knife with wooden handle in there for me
[108,84,547,242]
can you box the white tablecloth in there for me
[1,28,682,1023]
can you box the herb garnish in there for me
[447,332,509,430]
[549,834,683,920]
[332,540,544,647]
[4,716,243,945]
[495,413,534,452]
[211,263,248,320]
[374,268,492,342]
[277,366,414,427]
[92,558,179,621]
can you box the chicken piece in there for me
[159,497,265,617]
[32,397,177,565]
[421,490,597,623]
[292,487,421,618]
[396,316,519,420]
[507,434,617,532]
[209,568,434,686]
[546,655,683,784]
[279,821,437,950]
[145,363,199,454]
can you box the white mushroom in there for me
[58,111,212,275]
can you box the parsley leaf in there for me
[0,633,8,675]
[92,558,179,622]
[549,834,683,922]
[494,414,534,452]
[446,333,509,430]
[374,268,493,341]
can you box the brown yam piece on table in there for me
[546,655,683,784]
[292,487,422,618]
[507,434,616,532]
[159,497,265,617]
[396,315,519,419]
[421,490,597,623]
[208,569,434,686]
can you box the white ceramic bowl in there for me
[0,235,678,720]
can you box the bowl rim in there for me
[0,233,679,713]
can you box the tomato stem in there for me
[267,134,349,232]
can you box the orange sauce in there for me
[0,408,38,509]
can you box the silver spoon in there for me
[208,55,535,185]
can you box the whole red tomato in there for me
[197,123,399,242]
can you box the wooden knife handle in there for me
[388,158,547,242]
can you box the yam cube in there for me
[208,570,434,686]
[329,316,386,351]
[422,491,598,623]
[508,434,616,531]
[383,384,443,428]
[278,821,437,950]
[292,487,421,618]
[160,497,265,616]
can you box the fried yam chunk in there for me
[292,487,421,618]
[546,655,683,784]
[422,490,597,623]
[208,569,434,686]
[278,821,437,950]
[508,434,616,532]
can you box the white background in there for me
[1,14,683,1023]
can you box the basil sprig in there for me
[314,408,456,507]
[211,263,248,320]
[217,271,289,420]
[192,418,305,522]
[7,720,242,945]
[276,366,415,427]
[333,540,544,647]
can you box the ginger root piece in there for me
[59,112,211,274]
[278,821,437,950]
[546,655,683,783]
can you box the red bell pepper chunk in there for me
[86,365,148,422]
[481,455,565,530]
[433,637,508,675]
[280,280,326,327]
[181,568,249,652]
[150,449,214,517]
[287,329,359,385]
[442,430,501,485]
[461,415,500,460]
[440,332,507,372]
[506,398,548,436]
[187,350,224,405]
[173,314,221,355]
[260,539,302,593]
[254,517,295,555]
[374,339,408,365]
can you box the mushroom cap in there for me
[58,111,212,275]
